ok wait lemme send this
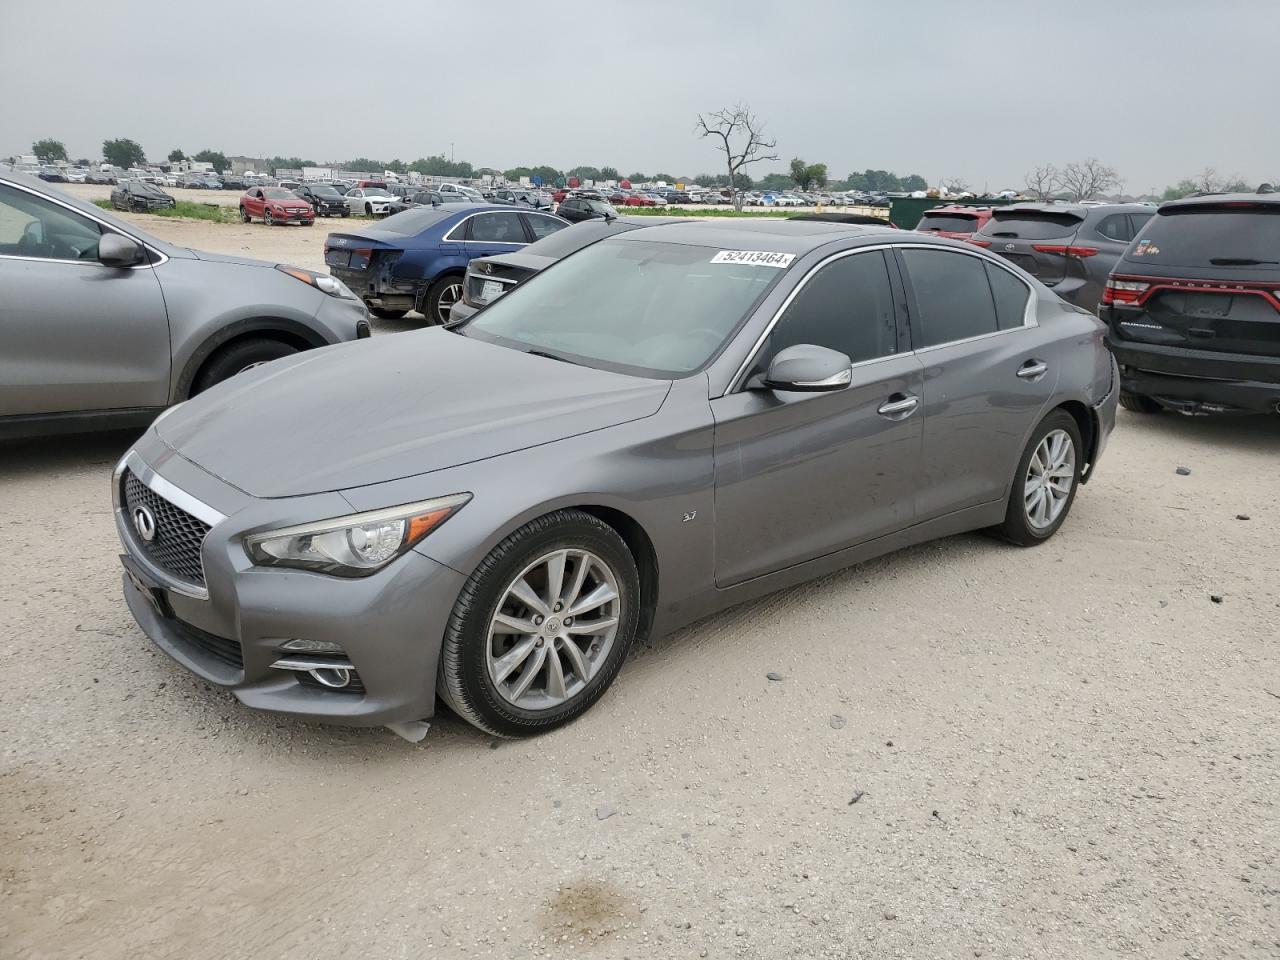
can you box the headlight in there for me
[245,493,471,577]
[276,264,358,300]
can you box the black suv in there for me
[972,203,1154,313]
[294,183,350,217]
[1101,190,1280,415]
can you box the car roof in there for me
[996,201,1150,216]
[1158,191,1280,212]
[612,217,898,253]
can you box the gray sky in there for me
[2,0,1275,191]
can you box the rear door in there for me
[462,211,529,258]
[0,182,170,416]
[977,208,1085,287]
[521,212,568,242]
[896,246,1057,518]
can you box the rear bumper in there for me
[1105,331,1280,414]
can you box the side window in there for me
[525,214,566,240]
[901,249,999,347]
[1129,212,1154,239]
[1096,214,1132,242]
[984,262,1031,330]
[468,212,525,243]
[766,251,898,366]
[0,183,102,261]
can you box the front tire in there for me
[424,276,463,326]
[992,410,1083,546]
[240,206,251,223]
[192,338,298,394]
[438,510,641,737]
[264,209,275,226]
[1119,389,1162,414]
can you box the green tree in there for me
[267,156,316,172]
[901,174,927,191]
[626,171,646,182]
[599,166,620,181]
[410,154,474,178]
[32,138,67,163]
[504,165,562,184]
[344,158,385,173]
[1160,178,1198,201]
[651,172,676,183]
[386,158,407,174]
[167,148,186,163]
[693,173,721,188]
[758,172,794,192]
[192,149,228,173]
[567,165,604,182]
[102,138,146,169]
[789,157,809,187]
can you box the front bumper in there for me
[1105,331,1280,414]
[113,442,466,727]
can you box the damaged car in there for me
[324,204,567,323]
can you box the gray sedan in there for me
[0,170,370,439]
[114,220,1117,739]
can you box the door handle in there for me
[1016,359,1048,381]
[877,393,919,418]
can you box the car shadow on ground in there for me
[0,428,140,479]
[1117,408,1280,452]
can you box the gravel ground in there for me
[1,212,1278,960]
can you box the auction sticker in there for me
[710,250,796,268]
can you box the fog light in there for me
[310,667,352,689]
[281,638,344,654]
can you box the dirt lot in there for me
[1,212,1278,959]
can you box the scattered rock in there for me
[1158,600,1168,608]
[1210,594,1224,604]
[577,851,586,860]
[1236,514,1250,521]
[1175,466,1192,476]
[766,672,783,682]
[883,911,897,921]
[829,715,847,730]
[735,927,746,937]
[885,740,894,747]
[595,804,618,821]
[848,791,866,806]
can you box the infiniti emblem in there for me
[133,505,157,543]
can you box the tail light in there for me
[1103,279,1150,305]
[350,248,374,270]
[967,238,992,247]
[1032,244,1099,259]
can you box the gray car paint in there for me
[115,221,1118,732]
[0,169,368,437]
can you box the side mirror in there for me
[758,344,852,392]
[98,233,144,268]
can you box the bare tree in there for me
[939,176,971,196]
[1060,158,1121,201]
[696,102,779,211]
[1024,164,1061,201]
[1192,166,1223,193]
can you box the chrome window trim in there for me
[112,450,226,601]
[442,210,529,245]
[729,241,1039,392]
[0,178,170,269]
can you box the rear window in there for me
[979,210,1082,241]
[1124,207,1280,270]
[374,207,456,236]
[917,212,979,232]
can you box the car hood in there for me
[155,330,672,498]
[181,248,279,268]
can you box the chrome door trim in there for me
[0,177,169,269]
[442,210,530,244]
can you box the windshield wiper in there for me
[526,349,580,366]
[1209,257,1279,266]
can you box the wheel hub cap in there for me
[1024,429,1075,529]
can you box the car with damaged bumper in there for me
[115,220,1117,741]
[324,204,567,323]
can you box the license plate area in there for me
[1184,293,1232,318]
[325,250,351,268]
[121,554,174,618]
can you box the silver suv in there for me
[0,170,371,439]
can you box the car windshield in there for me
[1124,206,1280,270]
[917,212,979,231]
[363,188,393,198]
[460,238,785,378]
[264,188,295,199]
[588,201,619,216]
[311,186,340,196]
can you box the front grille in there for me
[123,470,211,586]
[169,616,244,671]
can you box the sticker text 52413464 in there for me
[710,250,796,268]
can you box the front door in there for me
[0,183,170,417]
[711,249,923,586]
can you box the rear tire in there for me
[424,276,463,326]
[369,307,408,319]
[1119,389,1162,414]
[991,409,1083,547]
[438,510,641,737]
[192,338,298,394]
[240,206,251,223]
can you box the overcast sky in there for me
[1,0,1275,191]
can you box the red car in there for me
[915,204,993,240]
[239,187,315,226]
[621,192,655,207]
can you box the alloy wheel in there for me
[435,282,462,324]
[1024,429,1075,529]
[486,548,621,711]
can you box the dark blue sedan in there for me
[325,204,569,324]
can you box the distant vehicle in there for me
[0,168,369,439]
[970,203,1154,312]
[664,190,694,205]
[555,198,619,224]
[86,170,117,185]
[65,168,88,183]
[324,204,568,323]
[275,180,301,191]
[294,183,350,218]
[177,174,207,189]
[200,176,223,190]
[492,188,552,210]
[221,175,249,191]
[449,216,688,324]
[239,187,315,226]
[915,205,995,240]
[344,187,396,217]
[773,194,805,208]
[38,166,67,183]
[385,191,469,215]
[110,180,177,212]
[1101,189,1280,415]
